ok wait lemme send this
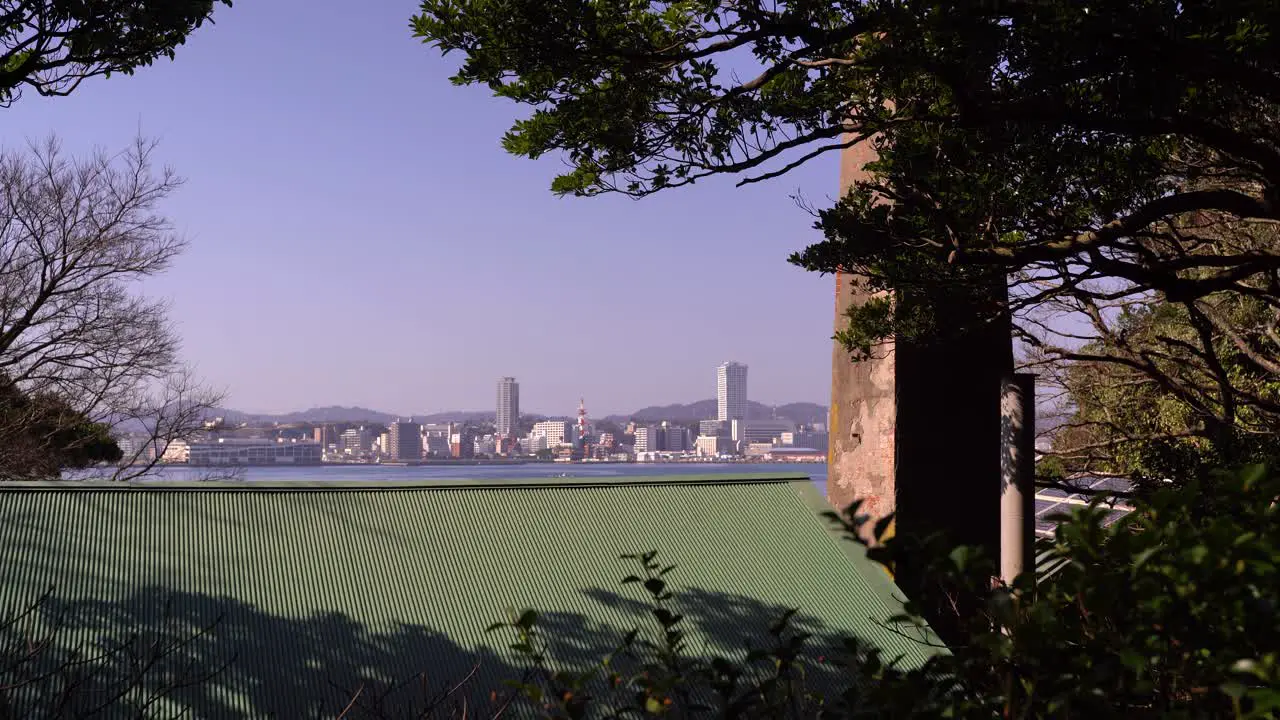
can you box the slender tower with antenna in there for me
[577,398,589,456]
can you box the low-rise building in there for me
[522,433,548,455]
[633,425,657,453]
[636,423,691,453]
[698,419,729,438]
[532,420,574,447]
[695,435,736,457]
[115,436,148,463]
[159,439,190,464]
[779,431,829,453]
[188,439,322,466]
[732,419,796,445]
[764,447,826,462]
[659,422,692,453]
[422,423,451,456]
[313,424,338,448]
[474,434,497,457]
[340,428,373,456]
[450,424,475,459]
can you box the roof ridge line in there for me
[0,472,814,492]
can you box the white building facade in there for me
[532,420,574,447]
[717,362,748,422]
[633,426,656,453]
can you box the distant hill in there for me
[612,399,719,423]
[203,406,400,425]
[604,400,827,426]
[209,400,827,428]
[770,402,829,425]
[417,410,493,424]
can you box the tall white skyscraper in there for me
[496,377,520,438]
[717,362,748,422]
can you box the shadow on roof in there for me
[2,583,865,718]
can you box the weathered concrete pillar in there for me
[828,142,898,536]
[828,140,1009,572]
[1000,373,1036,585]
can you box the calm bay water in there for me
[142,462,829,496]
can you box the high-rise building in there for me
[496,377,520,439]
[387,419,423,461]
[717,361,748,422]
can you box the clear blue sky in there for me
[3,0,839,417]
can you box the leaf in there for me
[1188,545,1208,565]
[1130,546,1160,573]
[517,609,538,629]
[873,513,896,542]
[1231,658,1268,681]
[769,608,799,635]
[652,608,683,628]
[1221,680,1247,699]
[1238,463,1267,489]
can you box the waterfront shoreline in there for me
[173,458,825,468]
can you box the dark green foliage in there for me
[0,0,231,106]
[493,465,1280,718]
[839,464,1280,718]
[0,374,121,478]
[1051,285,1280,490]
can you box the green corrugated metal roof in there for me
[0,475,939,717]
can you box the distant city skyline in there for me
[218,382,823,420]
[2,0,836,414]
